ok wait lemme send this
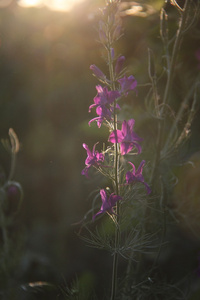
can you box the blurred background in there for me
[0,0,200,298]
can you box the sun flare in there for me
[18,0,85,11]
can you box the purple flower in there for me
[89,85,120,127]
[118,75,137,96]
[81,143,104,178]
[125,160,151,194]
[93,189,122,220]
[89,85,120,111]
[89,105,113,128]
[108,119,142,155]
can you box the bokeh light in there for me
[0,0,13,7]
[18,0,43,8]
[18,0,86,11]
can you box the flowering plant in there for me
[81,1,152,299]
[79,0,200,299]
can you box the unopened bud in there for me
[115,56,125,75]
[90,65,106,80]
[160,8,168,42]
[9,128,20,154]
[99,21,107,43]
[111,48,115,60]
[99,29,107,43]
[112,24,121,41]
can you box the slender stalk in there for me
[145,0,191,271]
[8,152,16,182]
[150,0,190,188]
[107,32,120,300]
[162,0,189,111]
[163,83,196,152]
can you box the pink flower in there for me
[89,105,113,128]
[81,143,104,178]
[118,75,137,96]
[89,85,120,127]
[125,160,151,194]
[108,119,142,155]
[89,85,120,112]
[93,189,122,220]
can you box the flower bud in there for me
[111,48,115,60]
[112,24,121,41]
[115,55,125,75]
[160,8,168,42]
[99,29,107,44]
[99,21,107,44]
[90,65,106,80]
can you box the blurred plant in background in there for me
[0,128,23,298]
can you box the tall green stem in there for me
[107,37,120,300]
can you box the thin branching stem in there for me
[163,82,197,152]
[145,0,191,277]
[150,0,190,189]
[162,0,189,111]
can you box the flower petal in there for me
[144,182,151,194]
[109,193,122,207]
[109,130,124,143]
[120,142,133,155]
[128,161,136,174]
[126,171,135,184]
[136,160,145,175]
[127,119,135,132]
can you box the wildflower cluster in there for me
[82,1,150,221]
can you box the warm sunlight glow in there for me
[18,0,43,8]
[18,0,85,11]
[0,0,12,7]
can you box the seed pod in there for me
[160,8,168,42]
[9,128,20,154]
